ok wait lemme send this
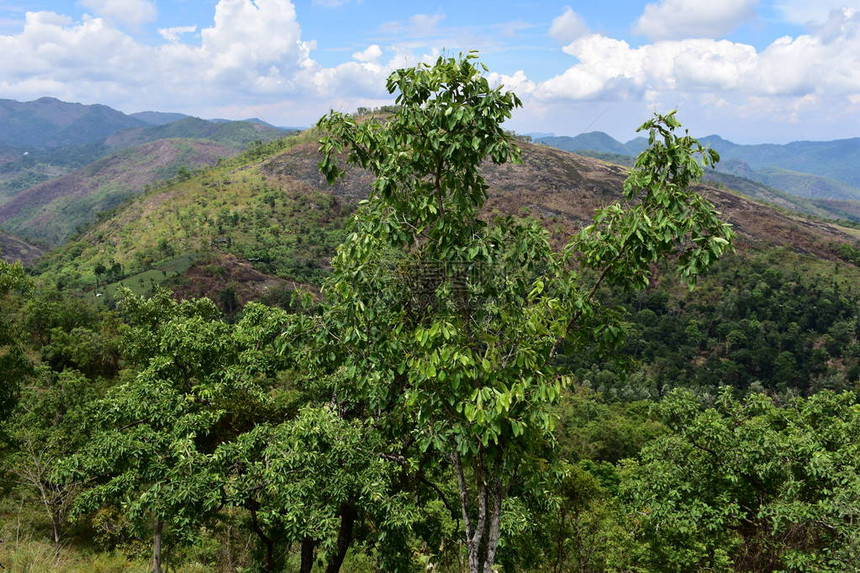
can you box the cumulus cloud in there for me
[353,44,383,62]
[0,1,330,117]
[549,6,589,44]
[634,0,758,40]
[538,5,860,107]
[488,70,535,96]
[774,0,860,25]
[80,0,156,30]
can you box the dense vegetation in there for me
[1,56,859,573]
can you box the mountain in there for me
[0,97,147,148]
[0,139,238,246]
[0,229,43,264]
[130,111,193,126]
[32,134,859,305]
[536,131,637,156]
[0,99,292,219]
[208,117,284,129]
[536,132,860,222]
[103,117,289,149]
[699,135,860,188]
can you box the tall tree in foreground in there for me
[317,52,733,573]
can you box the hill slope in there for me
[0,229,43,264]
[0,139,238,246]
[34,137,859,302]
[536,133,860,222]
[104,117,289,149]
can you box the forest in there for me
[1,53,859,573]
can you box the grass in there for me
[0,540,149,573]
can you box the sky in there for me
[0,0,859,143]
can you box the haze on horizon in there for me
[0,0,858,144]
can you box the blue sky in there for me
[1,0,858,143]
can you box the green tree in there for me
[4,368,99,545]
[316,52,732,572]
[623,388,860,572]
[0,260,32,422]
[65,291,287,573]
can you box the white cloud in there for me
[158,25,196,43]
[0,1,326,116]
[539,6,860,103]
[488,70,535,96]
[80,0,156,30]
[549,7,588,44]
[0,1,856,141]
[634,0,758,40]
[526,8,860,140]
[353,44,382,63]
[774,0,860,25]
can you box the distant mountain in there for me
[0,97,147,147]
[0,139,237,246]
[699,135,860,188]
[208,117,285,129]
[0,98,292,214]
[537,132,631,156]
[536,131,860,221]
[104,117,289,149]
[130,111,193,126]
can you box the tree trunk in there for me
[325,502,356,573]
[153,517,163,573]
[50,509,62,546]
[481,472,503,573]
[300,536,316,573]
[454,450,505,573]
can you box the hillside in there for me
[33,135,859,305]
[103,117,290,149]
[0,139,238,246]
[130,111,192,125]
[0,98,290,208]
[0,229,43,264]
[536,132,860,219]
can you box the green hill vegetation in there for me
[1,57,859,573]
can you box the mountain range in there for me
[535,131,860,222]
[0,97,292,251]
